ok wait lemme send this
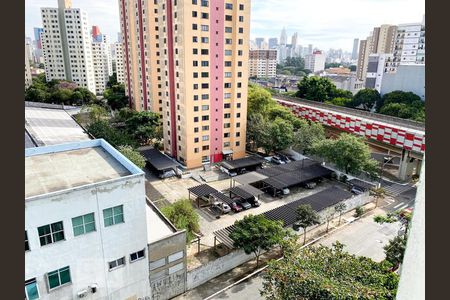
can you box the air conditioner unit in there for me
[77,289,88,298]
[90,284,98,294]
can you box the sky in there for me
[26,0,424,52]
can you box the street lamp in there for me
[378,155,395,188]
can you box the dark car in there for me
[278,154,291,163]
[247,197,261,207]
[271,156,285,165]
[230,202,243,213]
[239,200,252,210]
[350,186,365,195]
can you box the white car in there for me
[282,188,290,195]
[212,201,231,214]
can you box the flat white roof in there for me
[25,139,144,199]
[25,106,90,146]
[146,204,175,244]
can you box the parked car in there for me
[160,169,176,179]
[230,202,243,213]
[247,197,261,207]
[303,182,317,189]
[211,201,231,214]
[238,200,252,210]
[271,156,285,165]
[278,154,291,163]
[282,188,290,195]
[350,186,364,195]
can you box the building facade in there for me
[112,42,125,84]
[92,40,113,95]
[393,22,425,65]
[255,37,264,49]
[249,49,277,78]
[304,50,325,73]
[351,38,359,60]
[25,139,150,300]
[365,53,396,91]
[26,44,33,89]
[119,0,251,168]
[40,0,96,93]
[268,37,278,49]
[381,64,425,100]
[33,27,45,64]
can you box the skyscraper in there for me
[291,32,298,48]
[280,27,287,45]
[255,37,264,49]
[352,38,359,60]
[268,37,278,49]
[25,43,33,89]
[119,0,251,168]
[33,27,44,64]
[40,0,96,93]
[308,44,313,55]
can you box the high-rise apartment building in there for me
[280,27,287,45]
[255,37,264,49]
[112,42,125,84]
[25,44,33,89]
[291,32,298,49]
[40,0,96,93]
[249,49,277,78]
[92,40,113,95]
[351,38,359,60]
[33,28,45,64]
[268,37,278,49]
[394,22,425,65]
[304,50,326,73]
[119,0,251,168]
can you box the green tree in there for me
[86,120,138,148]
[49,88,73,104]
[354,206,365,217]
[261,241,399,300]
[292,120,325,154]
[352,88,381,110]
[325,206,335,232]
[265,118,294,153]
[118,145,146,169]
[325,97,353,107]
[229,215,286,267]
[371,187,386,208]
[124,111,162,145]
[374,209,412,238]
[248,84,277,115]
[311,133,379,177]
[383,236,407,269]
[349,65,357,71]
[107,73,118,88]
[334,202,347,225]
[25,87,49,102]
[296,76,338,102]
[104,83,129,110]
[80,104,109,124]
[296,204,320,245]
[161,199,200,243]
[246,113,267,152]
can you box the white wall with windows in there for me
[25,143,150,300]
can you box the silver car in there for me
[212,201,231,214]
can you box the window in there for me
[194,127,199,133]
[192,24,198,30]
[202,145,209,151]
[202,115,209,121]
[193,36,198,42]
[238,50,243,56]
[47,266,71,290]
[224,123,231,128]
[201,83,209,88]
[225,61,232,67]
[130,249,145,262]
[202,105,209,110]
[201,37,209,43]
[201,49,209,55]
[193,60,198,66]
[225,72,232,78]
[38,221,64,246]
[201,25,209,31]
[224,93,231,99]
[224,142,230,147]
[225,50,232,56]
[194,117,199,122]
[201,94,209,100]
[72,213,95,236]
[202,125,210,130]
[150,257,166,271]
[236,113,241,118]
[239,4,244,10]
[225,3,233,9]
[25,231,29,251]
[224,83,231,88]
[194,106,199,112]
[236,132,241,137]
[201,61,209,66]
[109,257,126,270]
[225,15,232,21]
[103,205,124,227]
[224,113,231,118]
[169,262,184,274]
[224,103,231,108]
[225,27,232,33]
[239,16,244,22]
[193,72,198,78]
[225,38,232,44]
[194,95,199,101]
[201,0,209,7]
[202,135,209,141]
[237,122,241,128]
[224,132,230,138]
[236,141,241,146]
[25,278,39,300]
[193,48,198,54]
[237,103,241,108]
[192,0,197,4]
[201,12,209,19]
[201,72,209,78]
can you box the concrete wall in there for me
[186,250,254,290]
[381,65,425,100]
[25,175,150,300]
[148,231,187,300]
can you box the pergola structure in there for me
[188,184,218,207]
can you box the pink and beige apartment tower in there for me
[119,0,251,169]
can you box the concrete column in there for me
[398,149,416,181]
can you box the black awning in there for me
[286,186,353,212]
[140,148,178,171]
[229,186,255,200]
[348,179,376,191]
[188,184,218,198]
[221,156,265,171]
[210,191,234,205]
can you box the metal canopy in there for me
[229,186,254,200]
[232,172,268,186]
[210,191,234,205]
[220,156,265,171]
[213,186,353,249]
[188,184,218,198]
[238,184,265,197]
[140,148,178,171]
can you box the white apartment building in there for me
[112,42,125,84]
[249,49,277,78]
[40,0,96,93]
[394,22,425,65]
[92,41,113,94]
[25,139,151,300]
[365,53,396,91]
[25,44,33,89]
[304,50,326,73]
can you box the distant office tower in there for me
[291,32,298,49]
[255,37,264,49]
[117,32,122,43]
[112,42,125,84]
[249,49,277,78]
[304,50,326,73]
[352,38,359,60]
[25,37,34,65]
[280,27,287,45]
[33,28,44,64]
[92,25,101,41]
[308,44,313,55]
[92,41,113,95]
[119,0,251,168]
[393,22,425,65]
[268,37,278,49]
[25,44,33,89]
[40,0,96,93]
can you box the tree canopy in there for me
[261,240,399,300]
[376,90,424,122]
[352,88,381,111]
[311,133,379,178]
[104,74,129,110]
[296,76,338,102]
[118,145,146,169]
[230,214,286,267]
[161,199,200,243]
[296,204,320,244]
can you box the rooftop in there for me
[25,139,143,199]
[25,104,90,146]
[146,201,176,244]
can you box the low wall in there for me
[186,250,254,290]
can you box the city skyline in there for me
[26,0,424,52]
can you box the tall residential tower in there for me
[119,0,251,168]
